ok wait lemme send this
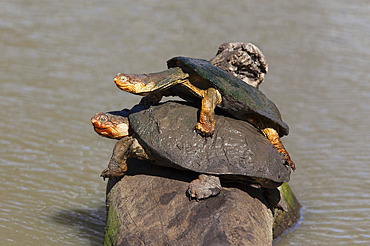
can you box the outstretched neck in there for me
[143,67,189,91]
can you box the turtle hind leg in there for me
[187,174,222,200]
[261,128,296,170]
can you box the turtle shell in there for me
[129,101,290,188]
[167,57,289,136]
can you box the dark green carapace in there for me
[167,57,289,136]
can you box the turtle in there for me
[91,101,291,200]
[113,56,295,170]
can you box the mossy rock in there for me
[103,160,274,245]
[104,187,120,246]
[103,161,301,245]
[273,183,301,239]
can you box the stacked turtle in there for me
[91,43,295,200]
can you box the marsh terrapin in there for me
[91,102,291,199]
[114,57,295,169]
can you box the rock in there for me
[273,183,301,239]
[104,160,275,246]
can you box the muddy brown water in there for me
[1,1,369,245]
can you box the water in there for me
[1,0,369,245]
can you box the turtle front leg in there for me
[261,128,296,170]
[100,137,134,180]
[101,137,150,180]
[140,88,176,105]
[188,174,222,200]
[195,88,222,137]
[181,81,222,136]
[140,91,163,105]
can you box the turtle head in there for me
[114,73,130,90]
[91,112,129,139]
[114,73,151,95]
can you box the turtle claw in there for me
[188,174,221,200]
[195,122,215,137]
[100,168,125,181]
[284,156,296,171]
[279,148,296,170]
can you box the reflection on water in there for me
[1,0,369,245]
[50,207,106,245]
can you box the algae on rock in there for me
[273,183,301,239]
[104,191,120,246]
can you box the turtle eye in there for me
[120,76,128,82]
[100,116,107,122]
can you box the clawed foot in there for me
[285,156,296,171]
[188,174,221,200]
[195,122,215,137]
[261,128,296,171]
[100,168,125,181]
[281,151,296,170]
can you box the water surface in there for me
[1,1,369,245]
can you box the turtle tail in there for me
[261,128,296,170]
